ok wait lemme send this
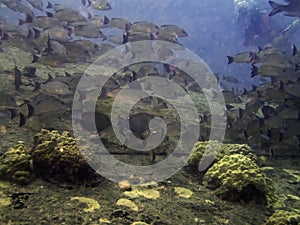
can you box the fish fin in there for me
[26,103,35,117]
[32,27,41,39]
[268,1,282,16]
[46,11,53,17]
[292,44,298,56]
[45,73,54,83]
[251,65,259,77]
[46,1,53,9]
[65,72,71,77]
[31,54,40,63]
[19,113,26,127]
[103,16,110,25]
[227,56,234,64]
[7,108,19,119]
[258,46,263,52]
[0,29,8,40]
[77,90,87,101]
[87,12,92,20]
[122,33,129,44]
[33,81,41,91]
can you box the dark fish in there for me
[74,24,104,38]
[54,8,86,22]
[80,111,111,133]
[251,64,295,77]
[14,65,22,90]
[91,0,112,11]
[129,112,155,138]
[130,21,159,34]
[227,52,257,64]
[109,17,131,30]
[223,75,239,83]
[269,0,300,17]
[25,0,43,11]
[34,97,67,115]
[40,81,73,96]
[48,40,67,56]
[158,24,188,38]
[89,15,110,28]
[15,2,34,17]
[257,46,285,59]
[44,27,71,42]
[20,15,62,29]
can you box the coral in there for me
[202,154,276,206]
[31,129,102,185]
[263,210,300,225]
[188,141,256,169]
[0,141,34,184]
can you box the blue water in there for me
[1,0,299,89]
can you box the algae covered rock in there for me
[31,129,102,185]
[202,154,276,206]
[188,141,256,169]
[0,141,34,184]
[264,210,300,225]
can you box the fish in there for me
[54,8,87,22]
[80,111,111,133]
[109,17,131,30]
[25,0,43,11]
[227,52,257,64]
[48,40,67,56]
[91,0,112,11]
[19,15,62,29]
[89,15,110,28]
[15,2,34,18]
[223,75,239,83]
[158,24,188,38]
[269,0,300,17]
[251,64,295,77]
[39,81,73,96]
[257,46,285,60]
[44,27,71,42]
[74,24,104,39]
[129,21,159,34]
[260,54,297,69]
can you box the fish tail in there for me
[251,65,259,77]
[292,45,298,56]
[227,56,234,64]
[268,1,282,16]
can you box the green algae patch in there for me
[174,187,193,198]
[31,129,103,185]
[263,210,300,225]
[116,198,139,211]
[188,141,256,170]
[0,141,34,184]
[123,184,160,200]
[131,222,149,225]
[283,169,300,184]
[71,196,100,212]
[203,154,276,206]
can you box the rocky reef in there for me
[202,153,276,206]
[188,141,257,169]
[263,210,300,225]
[0,141,34,184]
[31,129,103,185]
